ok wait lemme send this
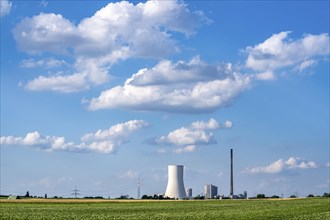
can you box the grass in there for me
[0,197,329,219]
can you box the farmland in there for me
[0,197,329,219]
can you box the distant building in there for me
[237,194,244,199]
[204,184,218,199]
[186,188,192,199]
[237,191,248,199]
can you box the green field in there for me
[0,198,329,219]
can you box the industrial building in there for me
[204,184,218,199]
[186,188,192,199]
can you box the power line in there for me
[137,176,141,199]
[71,186,81,198]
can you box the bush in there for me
[83,196,104,199]
[116,195,132,199]
[141,194,173,200]
[193,195,205,200]
[141,195,152,199]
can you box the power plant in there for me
[164,165,187,199]
[162,149,242,200]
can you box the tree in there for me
[25,191,30,197]
[141,195,151,199]
[289,195,297,198]
[116,194,131,199]
[256,194,266,199]
[307,194,314,197]
[45,194,47,199]
[322,193,330,197]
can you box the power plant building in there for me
[204,184,218,199]
[164,165,187,199]
[186,188,192,199]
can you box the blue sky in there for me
[1,0,329,199]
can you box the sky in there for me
[0,0,329,199]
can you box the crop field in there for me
[0,197,329,219]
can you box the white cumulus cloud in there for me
[0,131,76,152]
[0,120,148,153]
[12,0,209,93]
[81,120,149,142]
[222,120,233,128]
[25,73,90,93]
[158,127,216,146]
[88,57,251,113]
[191,118,220,130]
[173,145,196,154]
[13,13,78,54]
[1,0,12,17]
[20,58,67,69]
[120,170,139,178]
[126,56,232,86]
[254,71,276,81]
[246,32,329,78]
[154,118,232,153]
[244,157,317,174]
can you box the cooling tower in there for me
[164,165,187,199]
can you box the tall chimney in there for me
[230,148,233,197]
